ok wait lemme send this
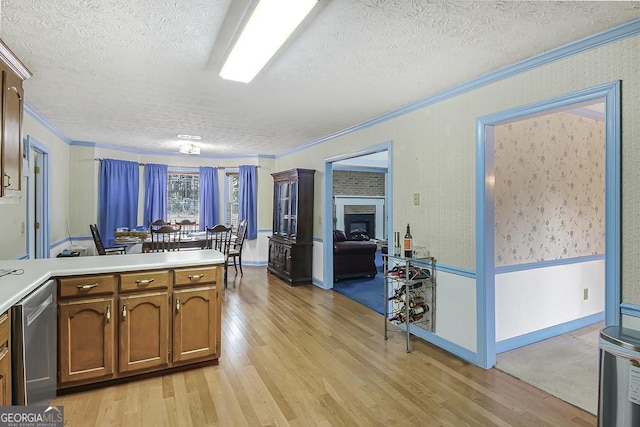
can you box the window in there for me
[226,172,239,228]
[167,171,199,223]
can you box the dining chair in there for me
[205,224,232,288]
[149,225,181,252]
[177,219,197,235]
[149,219,169,233]
[90,224,126,255]
[228,219,248,275]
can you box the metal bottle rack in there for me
[383,254,436,352]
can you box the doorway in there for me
[476,82,620,370]
[28,136,50,258]
[322,142,392,290]
[487,100,606,414]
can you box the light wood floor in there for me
[53,266,596,426]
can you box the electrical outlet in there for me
[413,193,420,205]
[583,288,589,300]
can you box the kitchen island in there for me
[0,250,224,400]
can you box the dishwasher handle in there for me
[27,294,53,327]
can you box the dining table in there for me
[141,231,209,253]
[110,231,208,253]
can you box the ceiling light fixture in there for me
[220,0,319,83]
[177,134,202,140]
[178,143,201,155]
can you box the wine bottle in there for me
[404,224,413,258]
[408,296,426,307]
[411,304,429,315]
[389,311,425,324]
[394,303,429,316]
[393,231,401,256]
[387,282,424,300]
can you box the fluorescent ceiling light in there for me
[179,143,201,155]
[220,0,318,83]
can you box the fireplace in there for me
[344,213,375,240]
[334,196,385,240]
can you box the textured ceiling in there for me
[1,0,638,156]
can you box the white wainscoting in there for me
[495,259,605,342]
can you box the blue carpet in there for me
[332,250,384,314]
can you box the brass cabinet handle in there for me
[187,274,204,280]
[77,283,98,290]
[176,298,180,313]
[106,304,111,323]
[8,86,22,100]
[135,279,155,286]
[122,304,127,321]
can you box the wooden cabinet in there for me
[172,266,220,363]
[268,168,315,285]
[173,286,218,362]
[58,274,116,385]
[58,297,115,384]
[57,264,222,390]
[118,270,169,374]
[268,239,312,285]
[0,310,11,405]
[0,39,31,199]
[119,291,169,373]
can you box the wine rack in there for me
[383,254,436,352]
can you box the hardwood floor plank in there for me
[52,266,596,426]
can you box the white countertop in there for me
[0,250,225,314]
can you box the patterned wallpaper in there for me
[494,112,605,266]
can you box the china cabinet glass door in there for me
[277,181,290,236]
[290,181,298,238]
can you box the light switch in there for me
[20,221,25,234]
[413,193,420,205]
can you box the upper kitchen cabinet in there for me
[0,39,31,199]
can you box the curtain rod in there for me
[93,158,259,169]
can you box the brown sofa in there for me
[333,230,378,281]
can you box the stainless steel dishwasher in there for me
[12,279,57,405]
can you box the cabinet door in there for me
[58,298,115,384]
[275,181,291,237]
[282,244,292,277]
[173,286,218,362]
[290,180,298,238]
[1,69,23,197]
[119,292,169,373]
[0,311,11,405]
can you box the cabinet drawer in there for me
[120,270,169,292]
[174,266,219,287]
[59,275,116,298]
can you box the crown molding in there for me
[276,18,639,159]
[0,38,32,80]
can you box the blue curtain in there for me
[144,163,168,226]
[239,165,257,239]
[98,159,139,242]
[199,167,219,230]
